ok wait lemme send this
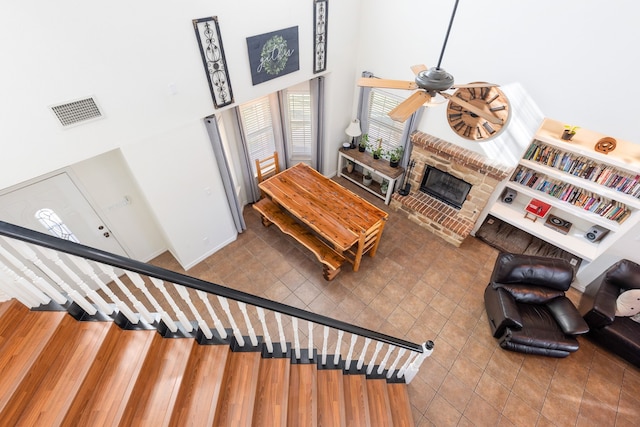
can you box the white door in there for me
[0,172,128,257]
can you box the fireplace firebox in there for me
[420,166,472,209]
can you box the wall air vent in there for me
[50,96,103,127]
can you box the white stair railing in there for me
[97,263,155,324]
[150,278,192,333]
[174,284,213,340]
[217,296,245,346]
[238,302,258,347]
[197,290,227,339]
[256,307,273,354]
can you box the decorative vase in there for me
[561,130,575,141]
[363,175,373,186]
[346,162,354,173]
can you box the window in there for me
[283,82,312,160]
[35,208,80,243]
[238,96,279,174]
[366,89,407,153]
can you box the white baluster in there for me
[217,296,245,347]
[256,307,273,354]
[333,330,344,366]
[403,341,434,384]
[196,290,227,339]
[356,338,372,371]
[237,302,258,347]
[321,326,329,366]
[344,334,358,368]
[13,242,95,314]
[96,263,155,324]
[0,266,48,307]
[386,348,406,379]
[366,341,384,375]
[68,255,138,324]
[292,317,301,360]
[0,238,66,304]
[37,247,112,314]
[174,284,212,340]
[124,271,174,330]
[275,312,287,353]
[396,350,417,380]
[307,320,314,360]
[377,344,396,375]
[150,278,193,332]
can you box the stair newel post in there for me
[0,238,67,305]
[0,264,49,307]
[217,296,245,347]
[356,338,372,371]
[96,263,155,324]
[174,284,213,340]
[321,326,329,366]
[376,344,395,375]
[384,347,405,379]
[274,312,287,353]
[333,330,344,366]
[39,247,113,315]
[196,290,228,339]
[237,302,258,347]
[345,334,358,368]
[403,341,434,384]
[19,245,96,314]
[366,341,384,375]
[125,272,175,330]
[256,307,273,354]
[396,350,417,380]
[307,320,314,361]
[68,255,138,324]
[292,317,301,360]
[150,278,193,333]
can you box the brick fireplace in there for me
[391,131,513,247]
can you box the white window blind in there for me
[285,91,312,158]
[367,89,407,153]
[239,96,276,173]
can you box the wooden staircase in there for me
[0,300,415,426]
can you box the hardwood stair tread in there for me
[317,369,346,427]
[61,326,157,426]
[287,363,318,427]
[169,343,231,427]
[387,382,415,427]
[1,315,111,426]
[252,357,291,427]
[213,350,262,427]
[366,378,393,427]
[0,299,31,352]
[343,374,371,427]
[119,334,195,426]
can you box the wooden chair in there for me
[255,152,281,183]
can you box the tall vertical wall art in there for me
[193,17,234,108]
[313,0,328,73]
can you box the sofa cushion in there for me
[607,260,640,289]
[615,289,640,317]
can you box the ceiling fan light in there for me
[415,67,455,92]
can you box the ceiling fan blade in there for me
[440,92,503,125]
[411,64,428,75]
[451,82,500,89]
[389,91,431,122]
[357,77,417,90]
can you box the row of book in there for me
[511,166,631,224]
[523,141,640,199]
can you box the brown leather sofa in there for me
[484,253,589,357]
[581,259,640,367]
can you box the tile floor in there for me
[153,177,640,427]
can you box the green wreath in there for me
[261,35,289,75]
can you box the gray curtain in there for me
[310,76,325,172]
[233,108,262,203]
[203,115,246,233]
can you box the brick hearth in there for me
[391,131,512,247]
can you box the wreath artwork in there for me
[247,27,300,85]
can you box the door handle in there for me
[103,232,110,238]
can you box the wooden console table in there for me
[337,148,405,204]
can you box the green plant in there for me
[386,146,404,162]
[364,169,372,179]
[359,133,369,148]
[564,124,580,134]
[372,138,384,158]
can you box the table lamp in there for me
[345,119,362,149]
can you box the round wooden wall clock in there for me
[446,84,511,141]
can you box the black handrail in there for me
[0,221,423,353]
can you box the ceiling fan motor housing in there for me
[416,68,455,92]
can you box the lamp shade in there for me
[345,119,362,137]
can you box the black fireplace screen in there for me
[420,166,472,209]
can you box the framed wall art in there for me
[246,26,300,85]
[313,0,328,73]
[193,17,234,108]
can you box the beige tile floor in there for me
[152,177,640,427]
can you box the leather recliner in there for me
[484,253,589,357]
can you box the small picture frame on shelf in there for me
[524,198,552,222]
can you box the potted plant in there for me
[358,133,369,152]
[386,146,404,168]
[362,170,373,186]
[380,179,389,194]
[372,138,384,159]
[562,125,579,141]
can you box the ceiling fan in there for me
[358,0,509,140]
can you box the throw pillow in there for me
[615,289,640,317]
